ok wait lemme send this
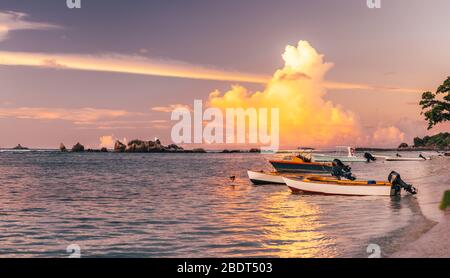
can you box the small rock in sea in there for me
[13,144,28,150]
[59,143,67,152]
[114,140,126,152]
[192,148,206,153]
[398,143,409,149]
[71,142,85,152]
[100,147,108,152]
[167,144,183,152]
[249,148,260,153]
[126,139,148,152]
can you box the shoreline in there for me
[387,157,450,258]
[359,195,436,258]
[390,215,449,257]
[1,148,448,154]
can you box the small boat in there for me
[312,147,368,162]
[385,154,430,161]
[269,154,333,173]
[283,171,417,196]
[247,170,331,185]
[247,170,289,185]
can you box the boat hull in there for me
[312,155,366,162]
[269,161,332,173]
[385,157,428,161]
[247,170,286,185]
[283,177,394,196]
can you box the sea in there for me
[0,150,448,257]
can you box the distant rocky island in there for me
[12,144,29,150]
[53,139,264,154]
[57,139,214,153]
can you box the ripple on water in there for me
[0,152,446,257]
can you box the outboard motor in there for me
[388,171,417,195]
[419,154,427,160]
[364,152,376,162]
[331,159,356,181]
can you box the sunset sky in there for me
[0,0,449,149]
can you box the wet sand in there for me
[390,156,450,258]
[390,216,449,257]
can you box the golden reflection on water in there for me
[258,192,338,258]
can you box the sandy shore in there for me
[389,157,450,258]
[390,215,449,257]
[373,156,450,258]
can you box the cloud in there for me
[208,41,410,147]
[0,51,269,84]
[152,104,192,113]
[99,135,115,149]
[372,126,405,146]
[0,11,419,93]
[0,50,420,93]
[208,41,361,147]
[0,11,60,42]
[0,107,131,125]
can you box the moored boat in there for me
[269,154,333,173]
[283,171,417,196]
[312,147,372,162]
[247,170,330,185]
[247,170,289,185]
[385,154,430,161]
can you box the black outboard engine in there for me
[364,152,376,162]
[419,154,427,160]
[331,159,356,181]
[388,171,417,195]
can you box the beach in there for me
[391,217,449,257]
[390,156,450,257]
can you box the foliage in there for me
[413,133,450,149]
[440,190,450,210]
[420,77,450,129]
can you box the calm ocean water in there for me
[0,151,448,257]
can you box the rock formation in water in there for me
[191,148,206,153]
[13,144,28,150]
[66,139,202,153]
[114,140,126,152]
[114,139,185,153]
[398,143,409,149]
[60,143,67,152]
[71,142,85,152]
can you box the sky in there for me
[0,0,449,149]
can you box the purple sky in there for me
[0,0,449,148]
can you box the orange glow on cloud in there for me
[0,50,420,92]
[208,41,405,147]
[0,51,268,84]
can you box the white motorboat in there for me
[385,154,430,161]
[283,171,417,196]
[312,147,368,162]
[247,170,287,185]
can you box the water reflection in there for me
[0,151,444,257]
[259,192,338,257]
